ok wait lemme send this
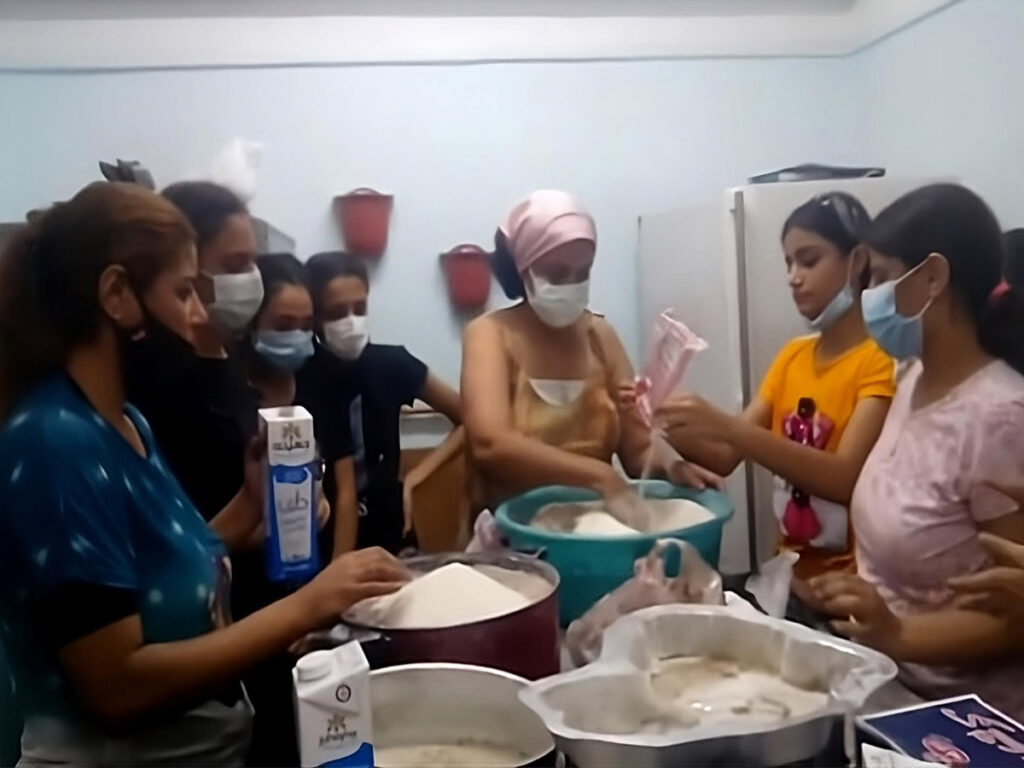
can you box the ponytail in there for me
[864,183,1024,375]
[979,286,1024,375]
[0,223,60,418]
[0,182,195,419]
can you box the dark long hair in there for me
[863,183,1024,374]
[0,182,195,417]
[305,250,368,309]
[255,252,309,320]
[1004,228,1024,289]
[162,181,246,249]
[783,192,871,287]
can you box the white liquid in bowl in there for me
[375,742,529,767]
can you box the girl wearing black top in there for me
[127,181,263,525]
[301,251,464,555]
[125,183,293,766]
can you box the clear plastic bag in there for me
[210,138,264,203]
[565,539,724,667]
[466,510,505,553]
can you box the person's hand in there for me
[949,533,1024,628]
[666,459,724,491]
[596,469,652,531]
[402,483,415,537]
[656,394,737,441]
[617,378,649,429]
[300,547,410,626]
[810,572,902,656]
[401,466,428,537]
[316,496,331,531]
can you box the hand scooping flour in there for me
[531,499,714,536]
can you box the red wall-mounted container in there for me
[333,187,393,259]
[441,243,491,311]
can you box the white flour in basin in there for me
[531,498,714,536]
[347,563,531,629]
[647,656,828,728]
[558,656,828,736]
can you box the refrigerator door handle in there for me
[731,189,759,575]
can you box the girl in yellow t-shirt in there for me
[656,192,895,610]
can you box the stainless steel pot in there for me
[343,552,561,680]
[370,664,556,767]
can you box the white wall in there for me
[1,0,1018,383]
[850,0,1024,226]
[0,58,855,383]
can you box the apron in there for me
[18,694,253,767]
[469,318,621,513]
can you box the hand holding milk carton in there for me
[260,406,320,583]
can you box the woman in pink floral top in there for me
[812,184,1024,720]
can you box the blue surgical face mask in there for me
[861,261,935,361]
[253,329,314,371]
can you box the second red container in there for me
[441,243,491,310]
[333,187,393,258]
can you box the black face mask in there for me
[123,309,199,391]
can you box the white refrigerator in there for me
[636,176,945,575]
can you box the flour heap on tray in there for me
[349,563,530,629]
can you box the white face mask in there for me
[525,270,590,328]
[205,266,264,335]
[323,314,369,360]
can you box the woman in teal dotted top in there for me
[0,182,407,766]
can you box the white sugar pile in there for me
[349,563,531,629]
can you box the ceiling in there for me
[0,1,863,20]
[0,0,959,70]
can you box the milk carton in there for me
[259,406,319,583]
[293,644,374,768]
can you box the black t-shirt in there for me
[297,343,427,553]
[126,330,259,522]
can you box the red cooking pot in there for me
[300,552,560,681]
[440,243,492,311]
[332,187,393,258]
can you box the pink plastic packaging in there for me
[636,311,708,428]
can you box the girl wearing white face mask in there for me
[126,182,285,765]
[810,184,1024,720]
[299,252,464,557]
[462,190,718,527]
[654,193,895,622]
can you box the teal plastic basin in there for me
[494,480,734,625]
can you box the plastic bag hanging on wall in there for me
[332,188,393,259]
[210,138,264,203]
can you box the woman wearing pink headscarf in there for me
[461,190,717,519]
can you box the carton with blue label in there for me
[259,405,319,583]
[293,643,373,768]
[859,694,1024,767]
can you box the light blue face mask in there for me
[861,261,935,361]
[253,329,314,372]
[808,271,855,332]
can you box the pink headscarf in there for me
[500,190,597,273]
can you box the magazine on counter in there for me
[859,695,1024,767]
